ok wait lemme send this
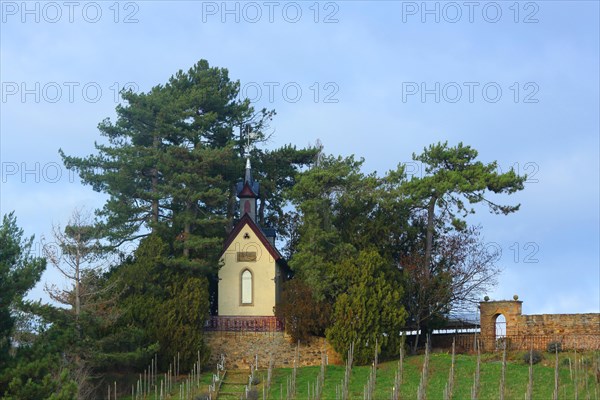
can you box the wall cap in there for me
[479,300,523,304]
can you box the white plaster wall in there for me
[218,223,277,316]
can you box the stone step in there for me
[215,370,255,400]
[220,384,246,388]
[218,391,245,399]
[221,377,248,383]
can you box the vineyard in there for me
[111,344,600,400]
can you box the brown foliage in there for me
[275,279,331,343]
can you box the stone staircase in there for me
[217,370,249,399]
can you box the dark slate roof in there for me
[261,227,277,238]
[236,159,259,198]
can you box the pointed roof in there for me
[236,157,259,198]
[220,213,281,261]
[245,157,252,183]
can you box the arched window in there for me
[241,269,253,304]
[495,313,507,350]
[495,314,506,338]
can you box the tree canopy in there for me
[60,60,316,271]
[283,143,526,358]
[4,59,530,395]
[402,141,526,270]
[0,212,46,370]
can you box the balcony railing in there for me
[205,316,284,332]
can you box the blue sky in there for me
[1,1,598,315]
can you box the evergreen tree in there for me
[2,301,79,400]
[109,234,210,370]
[0,212,46,372]
[284,154,412,350]
[286,154,371,302]
[253,144,319,231]
[76,268,158,374]
[326,250,406,365]
[60,60,271,251]
[60,59,316,273]
[0,213,79,398]
[403,141,526,270]
[286,154,411,302]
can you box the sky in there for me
[1,1,599,316]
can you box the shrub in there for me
[275,279,331,343]
[523,350,543,364]
[251,375,260,385]
[547,341,562,353]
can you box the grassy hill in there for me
[118,350,599,399]
[262,351,598,399]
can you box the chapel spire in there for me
[245,157,253,184]
[236,155,259,222]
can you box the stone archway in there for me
[479,299,522,351]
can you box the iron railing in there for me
[205,316,284,332]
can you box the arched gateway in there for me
[479,299,523,351]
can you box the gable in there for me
[238,181,258,198]
[220,214,281,262]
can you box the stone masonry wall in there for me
[479,300,600,351]
[513,313,600,350]
[516,313,600,336]
[205,331,343,370]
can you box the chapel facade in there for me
[216,157,288,325]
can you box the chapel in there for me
[217,156,288,323]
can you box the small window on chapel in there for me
[241,269,252,304]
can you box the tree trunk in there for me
[412,323,421,354]
[183,201,192,257]
[424,195,437,270]
[226,184,237,233]
[75,232,81,333]
[151,134,160,225]
[258,197,265,226]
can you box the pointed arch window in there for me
[241,269,253,305]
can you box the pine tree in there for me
[0,212,46,371]
[60,60,316,273]
[0,213,79,398]
[403,141,526,271]
[60,60,270,249]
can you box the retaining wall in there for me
[205,331,343,370]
